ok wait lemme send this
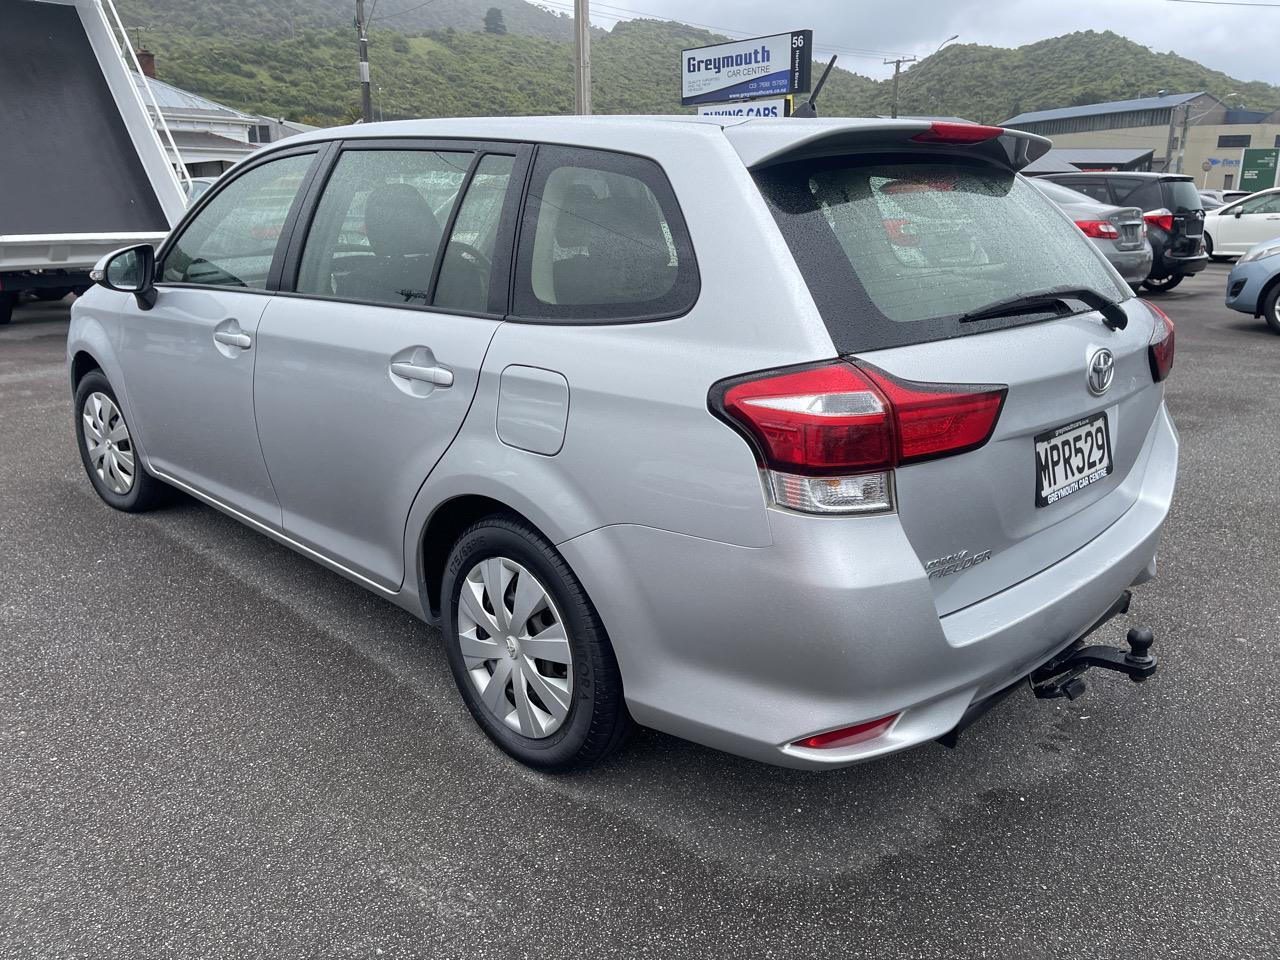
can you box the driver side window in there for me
[160,153,314,288]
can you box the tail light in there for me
[1076,219,1120,239]
[1144,208,1174,233]
[710,360,1007,515]
[1145,301,1175,382]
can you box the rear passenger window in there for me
[1112,180,1160,211]
[296,149,471,306]
[434,154,515,314]
[513,146,698,322]
[1064,179,1111,204]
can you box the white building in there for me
[130,52,316,178]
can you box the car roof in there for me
[278,115,1051,171]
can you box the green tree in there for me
[483,7,507,35]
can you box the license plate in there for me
[1034,413,1112,507]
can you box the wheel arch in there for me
[416,494,552,623]
[71,349,102,387]
[1255,271,1280,318]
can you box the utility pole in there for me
[355,0,373,124]
[1177,102,1192,174]
[574,0,591,115]
[883,56,917,119]
[1163,102,1179,173]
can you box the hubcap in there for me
[457,557,573,739]
[82,392,134,495]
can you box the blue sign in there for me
[681,31,812,107]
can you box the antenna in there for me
[791,55,836,119]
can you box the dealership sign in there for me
[681,31,812,106]
[696,96,792,118]
[1240,148,1280,191]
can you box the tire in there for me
[442,514,633,770]
[73,370,168,512]
[0,291,14,325]
[1205,235,1227,263]
[1142,274,1183,293]
[34,287,72,302]
[1262,284,1280,335]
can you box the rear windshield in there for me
[754,157,1128,352]
[1163,179,1203,213]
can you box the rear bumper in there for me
[1158,249,1208,277]
[559,404,1178,769]
[1100,243,1154,283]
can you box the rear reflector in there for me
[910,121,1004,144]
[1145,301,1175,382]
[1075,219,1120,239]
[793,714,899,750]
[1144,208,1174,233]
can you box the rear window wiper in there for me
[957,287,1127,330]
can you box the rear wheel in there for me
[73,371,167,512]
[34,287,71,302]
[0,292,14,325]
[441,514,633,770]
[1262,284,1280,335]
[1205,235,1227,263]
[1142,274,1183,293]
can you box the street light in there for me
[936,34,959,53]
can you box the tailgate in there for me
[859,302,1163,615]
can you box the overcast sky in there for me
[566,0,1280,87]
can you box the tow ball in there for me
[1030,627,1157,701]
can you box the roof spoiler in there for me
[725,120,1053,172]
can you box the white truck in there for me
[0,0,186,323]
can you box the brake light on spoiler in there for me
[710,360,1007,515]
[910,121,1005,144]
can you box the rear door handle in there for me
[214,330,252,349]
[390,361,453,387]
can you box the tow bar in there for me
[938,590,1157,748]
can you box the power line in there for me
[372,0,442,23]
[1166,0,1280,6]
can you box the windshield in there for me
[754,157,1126,351]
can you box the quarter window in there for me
[513,146,698,322]
[296,149,472,306]
[160,153,313,288]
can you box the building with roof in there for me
[1005,93,1280,191]
[131,52,317,178]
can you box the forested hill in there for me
[112,0,1280,126]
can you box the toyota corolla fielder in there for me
[69,116,1178,770]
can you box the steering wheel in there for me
[444,241,492,272]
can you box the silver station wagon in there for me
[70,116,1178,770]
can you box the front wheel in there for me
[73,371,168,512]
[442,514,633,770]
[1262,284,1280,335]
[1142,274,1184,293]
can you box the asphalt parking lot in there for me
[1,264,1277,959]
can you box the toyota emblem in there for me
[1087,348,1115,396]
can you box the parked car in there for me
[1198,191,1224,211]
[184,176,220,203]
[1029,177,1152,287]
[69,117,1178,771]
[1201,189,1250,206]
[1037,171,1207,292]
[1204,187,1280,260]
[1225,237,1280,332]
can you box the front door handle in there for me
[213,329,252,350]
[390,361,453,387]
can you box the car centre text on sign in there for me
[681,31,812,107]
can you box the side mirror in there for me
[91,244,157,309]
[1234,207,1245,218]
